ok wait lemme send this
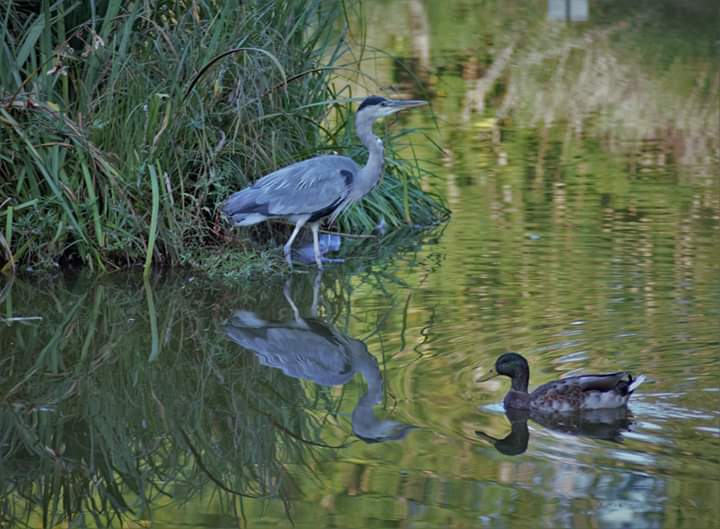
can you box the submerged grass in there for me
[0,0,446,273]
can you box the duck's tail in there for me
[628,374,646,394]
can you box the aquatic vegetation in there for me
[0,0,446,274]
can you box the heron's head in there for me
[356,95,427,121]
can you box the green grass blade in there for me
[14,13,45,70]
[144,278,159,362]
[143,163,161,279]
[81,160,104,248]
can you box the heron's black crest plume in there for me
[357,96,387,112]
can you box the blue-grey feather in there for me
[222,155,359,223]
[225,315,357,386]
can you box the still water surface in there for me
[2,0,719,528]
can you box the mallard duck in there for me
[476,353,646,412]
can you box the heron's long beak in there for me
[388,99,428,113]
[475,367,499,383]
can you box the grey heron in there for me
[221,96,428,269]
[224,277,414,442]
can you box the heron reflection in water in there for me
[225,275,414,443]
[476,407,635,456]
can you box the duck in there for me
[476,352,646,412]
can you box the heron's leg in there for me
[311,270,322,318]
[283,217,307,267]
[282,279,302,323]
[310,222,324,270]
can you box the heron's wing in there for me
[226,155,359,218]
[225,319,355,385]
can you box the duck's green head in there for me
[477,352,529,382]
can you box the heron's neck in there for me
[351,348,383,432]
[355,115,385,197]
[349,341,383,401]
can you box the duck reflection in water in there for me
[476,407,635,456]
[225,275,414,443]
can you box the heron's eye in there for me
[379,101,387,107]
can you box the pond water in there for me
[2,1,719,528]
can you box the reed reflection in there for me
[477,407,634,455]
[0,273,345,528]
[225,274,414,443]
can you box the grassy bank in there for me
[0,0,446,275]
